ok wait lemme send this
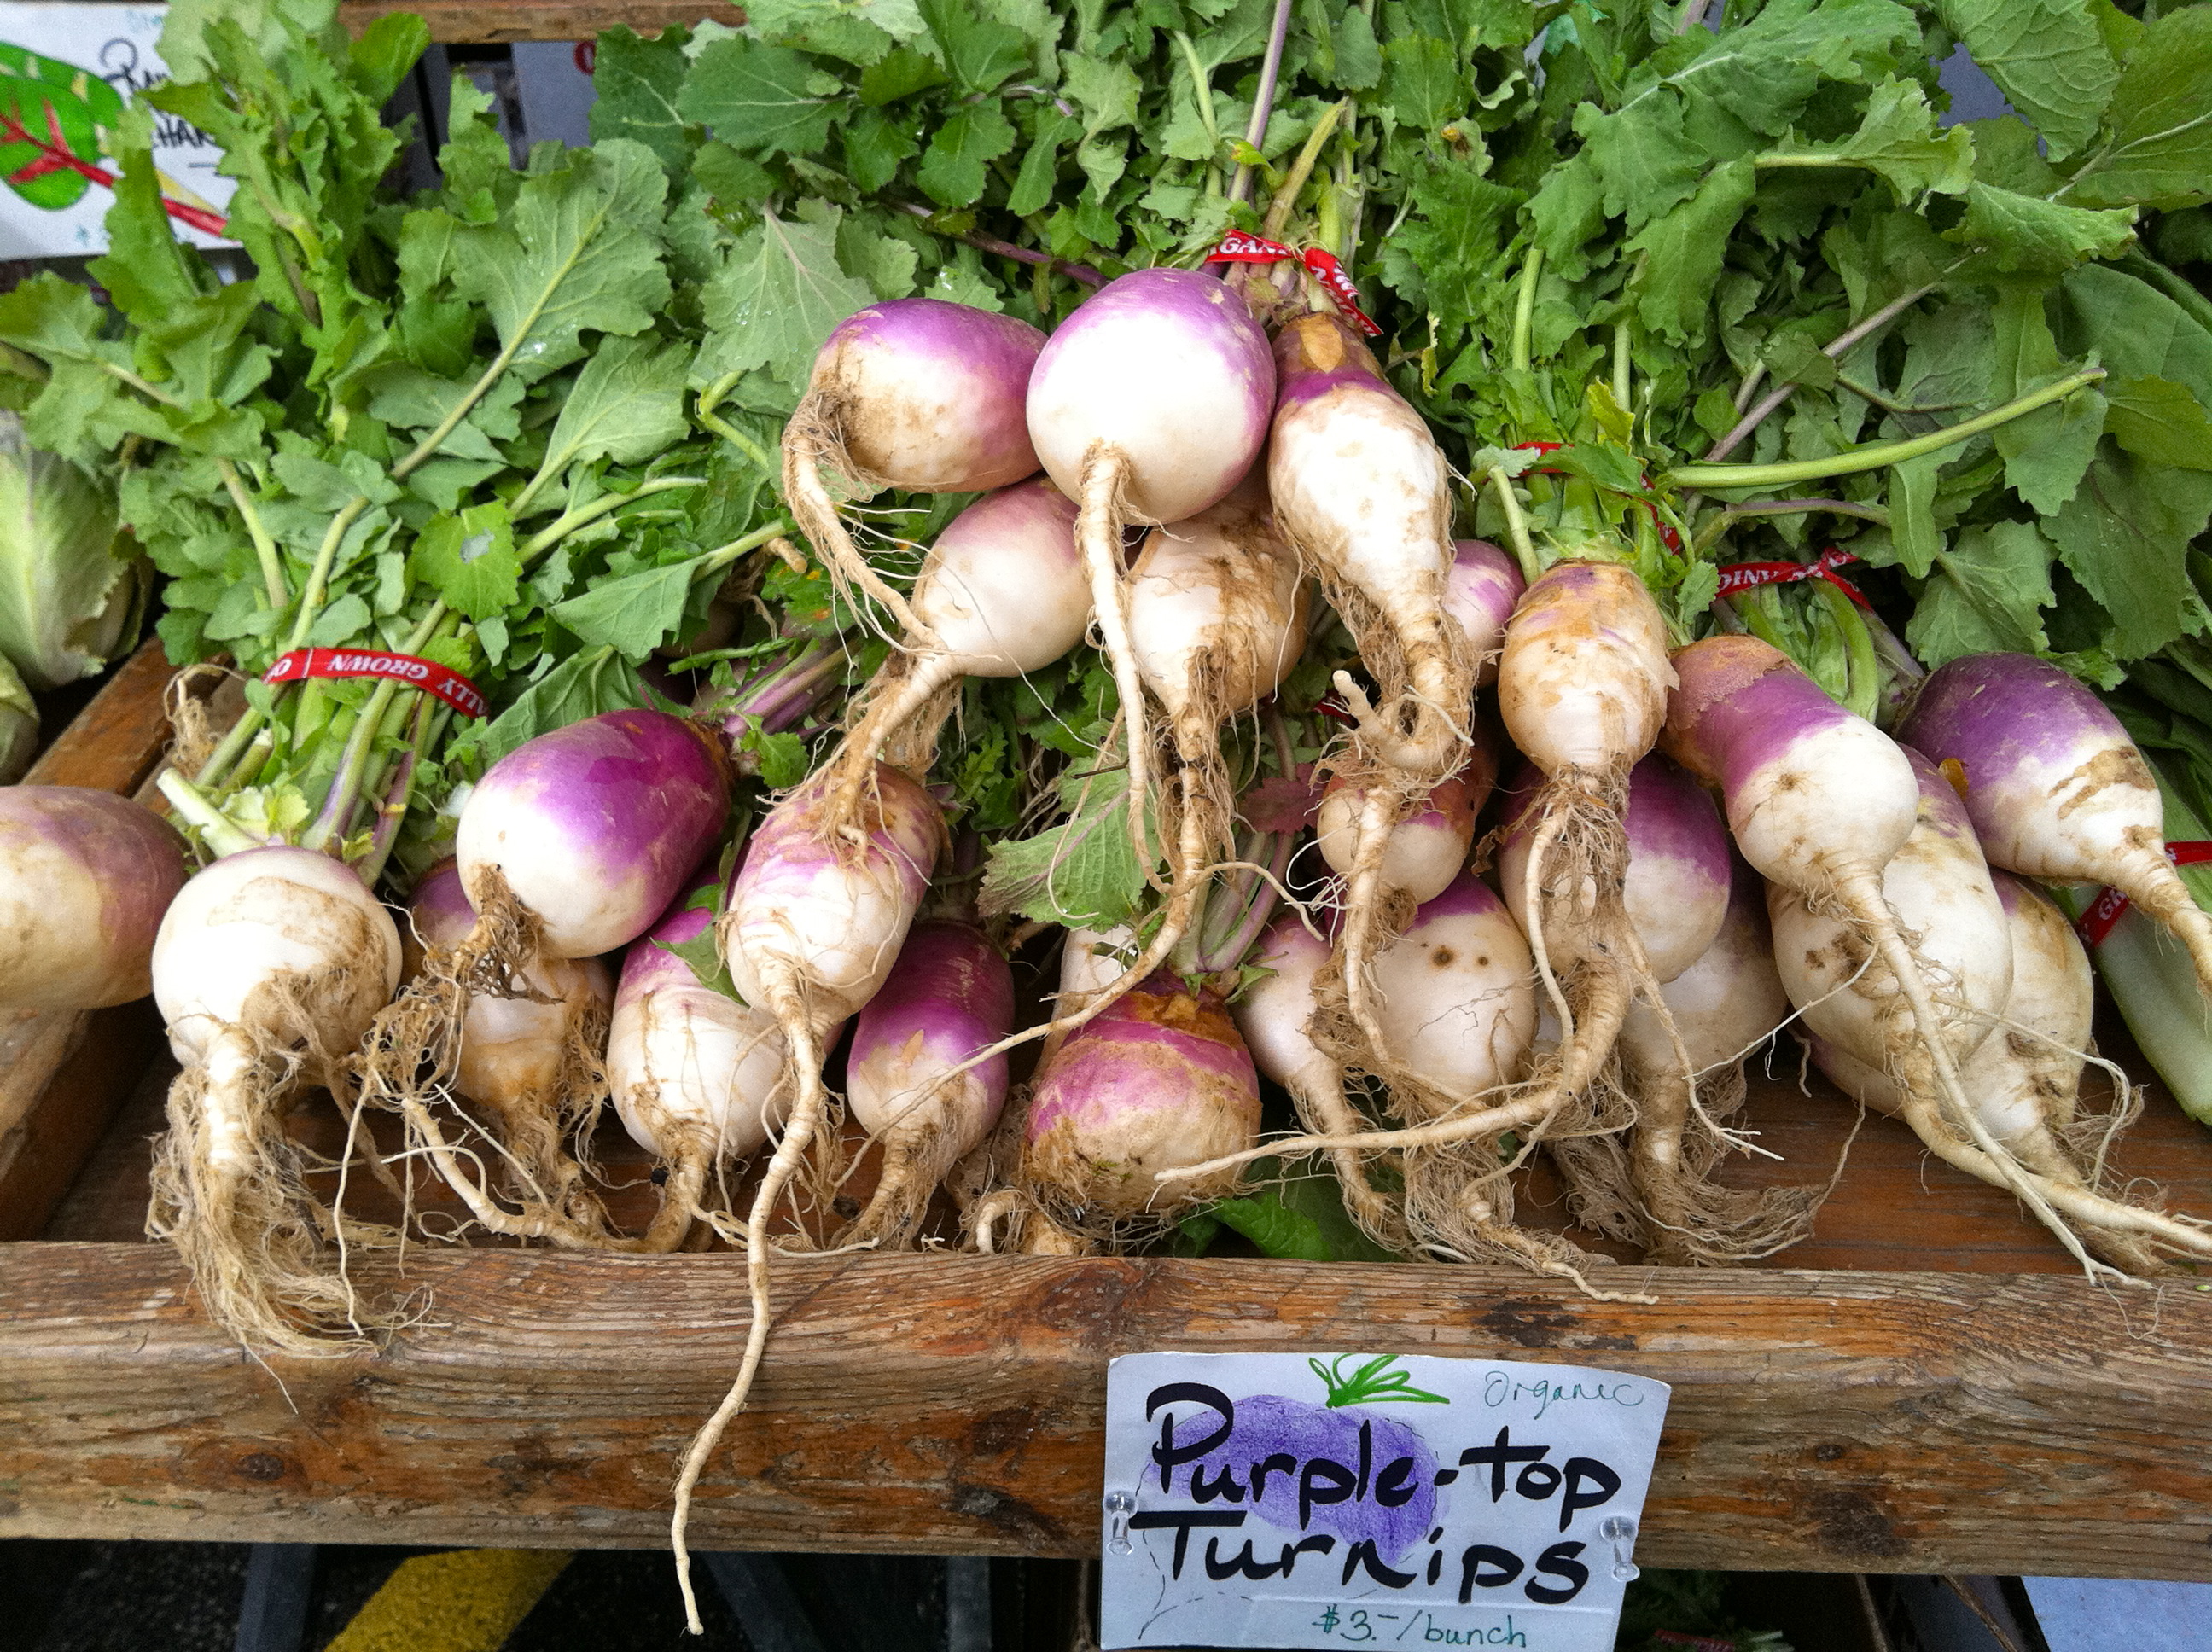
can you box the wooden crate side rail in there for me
[3,1245,2209,1579]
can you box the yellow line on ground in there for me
[324,1549,573,1652]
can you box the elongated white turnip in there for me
[1226,910,1401,1248]
[1808,870,2189,1274]
[844,919,1013,1247]
[1027,268,1275,875]
[675,763,943,1627]
[824,480,1086,829]
[606,880,806,1253]
[146,847,403,1353]
[1901,652,2212,1006]
[1665,637,2212,1276]
[783,298,1045,640]
[365,710,730,1241]
[1616,857,1814,1265]
[0,786,186,1009]
[403,861,614,1236]
[1266,312,1469,782]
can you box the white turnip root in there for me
[365,711,729,1242]
[146,846,403,1353]
[1666,636,2212,1276]
[1901,651,2212,1007]
[1226,910,1402,1248]
[1615,857,1817,1265]
[783,298,1045,641]
[1806,871,2182,1275]
[1266,312,1469,782]
[1027,268,1274,882]
[1316,765,1485,906]
[675,763,943,1626]
[0,786,187,1010]
[1769,748,2013,1087]
[843,920,1014,1248]
[403,860,614,1237]
[824,480,1086,829]
[605,880,808,1253]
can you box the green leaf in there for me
[1324,4,1382,90]
[1527,154,1607,282]
[1763,78,1973,203]
[2046,446,2212,658]
[452,143,672,387]
[836,209,921,297]
[589,26,699,169]
[1573,95,1706,235]
[452,645,650,768]
[1008,111,1079,216]
[409,501,520,620]
[1382,33,1463,133]
[1382,165,1522,330]
[1657,0,1920,137]
[2066,5,2212,210]
[550,556,703,659]
[1936,0,2118,164]
[1627,157,1756,346]
[1886,451,1943,578]
[530,337,692,489]
[917,0,1032,96]
[1942,182,2136,273]
[841,107,920,192]
[858,43,949,103]
[1209,1194,1333,1261]
[1990,286,2104,516]
[916,101,1018,207]
[1906,519,2055,666]
[678,36,843,157]
[2104,375,2212,473]
[694,201,878,399]
[1062,55,1140,136]
[978,723,1159,930]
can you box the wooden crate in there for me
[3,654,2212,1584]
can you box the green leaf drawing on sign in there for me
[0,43,126,212]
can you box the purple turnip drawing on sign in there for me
[1148,1355,1447,1566]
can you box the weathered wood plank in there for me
[339,0,744,41]
[3,1244,2209,1579]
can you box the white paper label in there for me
[1100,1352,1670,1651]
[0,5,235,258]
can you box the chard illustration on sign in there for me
[1100,1352,1670,1651]
[0,6,232,256]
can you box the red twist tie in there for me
[1714,546,1869,608]
[2077,841,2212,946]
[1299,247,1383,337]
[264,647,489,720]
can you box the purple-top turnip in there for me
[0,786,186,1010]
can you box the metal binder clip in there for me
[1598,1514,1639,1582]
[1103,1489,1136,1555]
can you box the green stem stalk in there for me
[1510,246,1542,374]
[1822,580,1882,724]
[518,476,707,561]
[1172,32,1224,195]
[218,460,290,611]
[1691,497,1892,553]
[1487,466,1540,584]
[1261,100,1347,240]
[1667,369,2105,492]
[158,770,263,858]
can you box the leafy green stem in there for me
[1668,369,2106,492]
[1261,99,1346,240]
[282,496,372,652]
[1691,497,1892,552]
[157,769,263,858]
[1510,245,1542,374]
[1822,579,1882,723]
[218,459,289,611]
[1700,281,1940,464]
[1487,465,1540,584]
[1171,31,1224,194]
[517,475,709,560]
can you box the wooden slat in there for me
[0,641,181,1238]
[340,0,744,41]
[3,1244,2210,1579]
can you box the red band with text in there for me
[264,648,487,718]
[1204,236,1385,337]
[2076,841,2212,946]
[1714,545,1870,608]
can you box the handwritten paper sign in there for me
[1100,1352,1670,1651]
[0,5,235,258]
